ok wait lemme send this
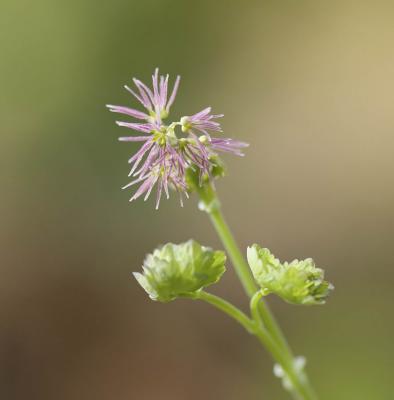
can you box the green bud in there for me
[180,116,191,132]
[210,155,226,179]
[185,156,226,194]
[184,165,200,192]
[247,245,333,305]
[160,109,169,120]
[134,240,226,302]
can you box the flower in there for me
[107,68,248,208]
[247,244,333,305]
[180,107,223,135]
[107,67,180,126]
[133,240,226,302]
[210,137,249,157]
[121,144,189,209]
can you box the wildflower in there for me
[121,145,189,209]
[210,137,249,157]
[247,244,333,305]
[107,67,180,126]
[107,69,248,208]
[180,107,223,136]
[133,240,226,302]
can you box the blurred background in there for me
[1,0,394,399]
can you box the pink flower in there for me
[107,69,248,208]
[181,107,223,136]
[106,67,180,128]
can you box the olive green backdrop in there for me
[1,1,393,399]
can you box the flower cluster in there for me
[247,244,333,305]
[107,68,248,208]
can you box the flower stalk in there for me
[195,181,318,400]
[185,289,316,400]
[184,291,256,334]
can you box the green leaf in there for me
[247,244,333,305]
[134,240,226,302]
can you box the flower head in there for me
[107,69,248,208]
[247,244,333,305]
[133,240,226,302]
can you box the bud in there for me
[185,156,226,194]
[247,245,333,305]
[274,356,307,392]
[180,116,192,132]
[134,240,226,302]
[209,155,226,179]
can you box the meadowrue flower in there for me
[247,245,333,305]
[210,137,249,157]
[180,107,223,136]
[107,68,248,208]
[107,67,180,126]
[133,240,226,302]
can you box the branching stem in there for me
[195,182,318,400]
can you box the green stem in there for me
[196,182,291,351]
[250,292,317,400]
[193,291,256,334]
[195,181,318,400]
[193,290,315,400]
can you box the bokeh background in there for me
[1,0,394,399]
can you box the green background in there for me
[1,1,393,399]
